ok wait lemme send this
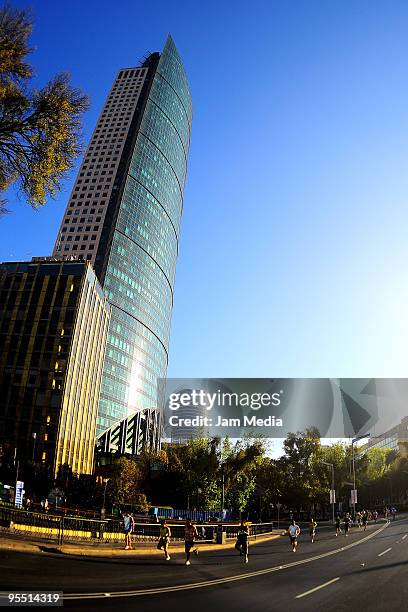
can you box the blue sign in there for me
[15,480,24,507]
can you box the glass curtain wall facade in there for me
[55,266,111,474]
[0,261,110,476]
[51,35,191,439]
[98,36,192,435]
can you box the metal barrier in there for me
[153,508,232,522]
[0,507,272,546]
[225,522,274,540]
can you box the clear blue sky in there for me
[2,0,408,380]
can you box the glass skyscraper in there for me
[53,35,192,436]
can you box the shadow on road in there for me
[348,559,408,575]
[38,546,62,554]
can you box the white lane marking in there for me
[296,577,340,599]
[378,547,392,557]
[63,522,390,600]
[402,535,407,540]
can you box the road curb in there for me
[0,532,280,559]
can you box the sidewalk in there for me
[0,530,281,559]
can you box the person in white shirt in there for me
[287,519,301,552]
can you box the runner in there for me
[373,510,378,523]
[287,519,301,552]
[335,514,341,537]
[184,519,199,566]
[362,510,368,531]
[123,511,134,550]
[309,517,317,543]
[344,513,351,537]
[157,519,171,560]
[235,520,250,563]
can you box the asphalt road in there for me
[0,518,407,611]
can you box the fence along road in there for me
[0,506,273,544]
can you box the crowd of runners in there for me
[121,506,397,564]
[121,515,250,565]
[287,506,397,552]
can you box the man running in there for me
[123,511,134,550]
[235,520,250,563]
[335,514,341,537]
[157,519,171,560]
[288,519,301,552]
[309,517,317,543]
[344,513,351,537]
[362,510,368,531]
[184,519,199,566]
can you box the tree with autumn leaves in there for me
[0,4,88,214]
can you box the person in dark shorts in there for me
[335,515,341,537]
[309,518,317,543]
[344,513,351,537]
[157,519,171,560]
[288,519,301,552]
[235,520,250,563]
[184,519,198,566]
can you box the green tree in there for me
[253,456,287,519]
[175,438,220,510]
[0,4,89,214]
[281,428,322,512]
[107,457,145,508]
[221,438,265,516]
[364,447,392,481]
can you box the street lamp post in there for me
[385,475,393,505]
[221,464,225,516]
[321,461,335,524]
[101,478,110,519]
[402,470,408,506]
[275,490,281,531]
[31,433,37,462]
[351,434,370,518]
